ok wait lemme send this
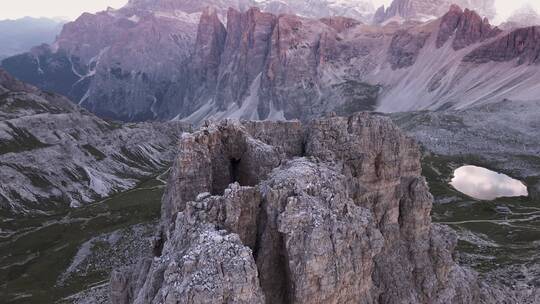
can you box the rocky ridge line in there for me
[110,113,505,303]
[0,69,187,212]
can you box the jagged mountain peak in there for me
[436,4,501,50]
[109,113,522,303]
[374,0,496,24]
[5,0,540,122]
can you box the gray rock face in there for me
[0,69,187,212]
[0,0,376,123]
[391,100,540,303]
[111,113,493,304]
[436,5,500,50]
[6,3,540,120]
[179,8,381,123]
[463,26,540,64]
[215,8,277,113]
[3,5,199,122]
[388,29,430,69]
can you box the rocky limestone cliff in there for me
[111,113,490,304]
[388,29,431,69]
[179,8,380,123]
[463,26,540,65]
[6,3,540,120]
[2,4,199,121]
[436,5,500,50]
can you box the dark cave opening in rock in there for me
[211,156,248,195]
[230,157,242,184]
[152,231,165,257]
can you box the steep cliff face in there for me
[463,26,540,65]
[186,5,540,119]
[436,5,500,50]
[388,29,431,69]
[2,5,199,122]
[181,8,380,123]
[111,113,487,304]
[6,3,540,121]
[216,8,277,112]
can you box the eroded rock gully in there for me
[111,113,489,304]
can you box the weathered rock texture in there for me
[436,5,500,50]
[8,2,540,119]
[179,8,382,123]
[0,68,187,212]
[111,113,487,304]
[463,26,540,64]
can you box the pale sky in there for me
[0,0,129,20]
[0,0,538,24]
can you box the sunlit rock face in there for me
[451,165,528,200]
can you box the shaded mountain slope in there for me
[0,69,186,213]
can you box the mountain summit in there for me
[374,0,496,24]
[3,2,540,123]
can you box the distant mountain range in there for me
[0,17,65,59]
[373,0,496,24]
[2,0,540,124]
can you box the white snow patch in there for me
[34,55,44,75]
[68,56,84,78]
[128,15,141,23]
[149,96,158,118]
[79,88,91,106]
